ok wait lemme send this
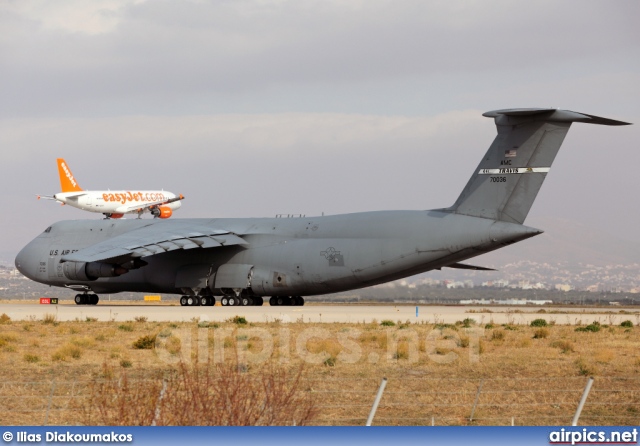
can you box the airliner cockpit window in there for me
[44,227,52,233]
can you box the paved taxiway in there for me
[0,303,634,325]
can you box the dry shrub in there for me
[23,354,39,363]
[306,338,342,358]
[575,357,598,376]
[551,339,575,353]
[52,344,82,361]
[42,313,57,324]
[82,361,316,426]
[133,335,157,350]
[594,349,615,364]
[491,330,505,341]
[71,336,96,348]
[0,313,10,324]
[533,328,549,339]
[0,333,17,344]
[394,341,410,359]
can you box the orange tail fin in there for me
[56,158,83,192]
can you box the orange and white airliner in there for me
[37,159,184,219]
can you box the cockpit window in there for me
[44,227,52,233]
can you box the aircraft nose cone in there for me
[15,243,38,280]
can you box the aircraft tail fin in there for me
[448,108,630,224]
[56,158,83,193]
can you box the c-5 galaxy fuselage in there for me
[15,108,630,307]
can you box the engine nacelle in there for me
[151,206,173,219]
[110,213,124,219]
[158,206,172,219]
[63,261,128,282]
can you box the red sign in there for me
[40,298,51,304]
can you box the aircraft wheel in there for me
[254,297,264,306]
[91,295,100,305]
[241,297,252,306]
[298,296,305,306]
[210,296,216,306]
[199,296,211,306]
[74,294,83,305]
[227,296,236,306]
[276,296,289,306]
[180,296,188,306]
[188,296,199,306]
[269,297,276,306]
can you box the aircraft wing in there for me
[60,223,247,264]
[124,194,185,213]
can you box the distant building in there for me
[459,298,553,305]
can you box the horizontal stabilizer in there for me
[443,262,496,271]
[482,108,631,126]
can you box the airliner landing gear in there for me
[74,293,99,305]
[269,296,304,306]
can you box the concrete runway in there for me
[0,302,635,325]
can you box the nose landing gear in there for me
[74,293,99,305]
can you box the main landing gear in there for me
[220,296,264,306]
[177,295,305,307]
[180,295,216,306]
[269,296,305,306]
[74,293,99,305]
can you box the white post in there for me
[469,379,484,422]
[572,377,594,426]
[44,379,56,426]
[366,378,387,426]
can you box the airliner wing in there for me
[124,194,184,213]
[61,223,247,264]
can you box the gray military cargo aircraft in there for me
[15,108,630,307]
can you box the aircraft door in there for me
[47,257,63,280]
[175,264,213,295]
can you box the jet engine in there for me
[151,206,173,219]
[62,261,128,281]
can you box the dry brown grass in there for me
[0,320,638,425]
[82,361,316,426]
